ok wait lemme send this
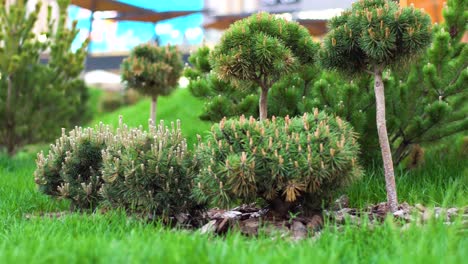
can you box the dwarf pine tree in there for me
[121,43,183,123]
[210,12,318,120]
[313,0,466,166]
[0,0,89,155]
[186,45,320,122]
[320,0,432,212]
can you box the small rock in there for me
[393,209,411,222]
[216,218,231,233]
[200,220,217,234]
[333,195,349,210]
[306,215,323,232]
[398,202,411,211]
[422,210,432,223]
[291,221,307,241]
[262,222,290,238]
[240,218,259,236]
[370,202,389,219]
[333,208,355,224]
[347,214,362,226]
[415,203,426,212]
[447,208,459,221]
[250,208,268,218]
[393,209,405,217]
[434,207,443,218]
[206,209,225,219]
[175,213,189,224]
[222,210,242,219]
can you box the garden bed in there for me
[198,198,468,240]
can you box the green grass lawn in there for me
[90,88,211,148]
[0,88,466,263]
[0,152,466,263]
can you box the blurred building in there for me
[202,0,453,46]
[401,0,445,23]
[202,0,355,46]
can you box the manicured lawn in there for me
[90,88,211,147]
[1,145,466,263]
[0,88,466,263]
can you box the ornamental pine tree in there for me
[320,0,432,212]
[314,0,466,167]
[121,43,183,123]
[186,45,320,122]
[0,0,90,155]
[210,12,318,120]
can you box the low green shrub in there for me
[34,124,113,210]
[123,88,143,105]
[100,119,203,219]
[101,92,123,112]
[100,89,143,113]
[193,109,361,215]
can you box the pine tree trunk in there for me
[150,95,158,125]
[373,65,398,212]
[259,87,268,120]
[5,75,15,156]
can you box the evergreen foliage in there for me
[193,110,361,215]
[186,1,465,170]
[210,12,318,120]
[185,46,258,121]
[100,119,202,219]
[313,0,467,165]
[386,0,467,164]
[35,118,203,217]
[121,43,183,123]
[35,124,113,210]
[186,45,320,122]
[320,0,433,212]
[0,0,90,155]
[320,0,432,73]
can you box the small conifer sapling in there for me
[121,43,183,123]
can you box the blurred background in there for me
[21,0,446,88]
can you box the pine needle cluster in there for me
[320,0,432,74]
[121,43,183,122]
[100,119,201,219]
[193,110,361,214]
[121,43,183,97]
[35,124,113,210]
[35,119,202,217]
[184,46,258,121]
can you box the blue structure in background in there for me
[69,0,203,52]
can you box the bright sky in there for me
[70,0,203,52]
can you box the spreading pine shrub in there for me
[35,124,113,210]
[194,109,361,215]
[100,119,202,220]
